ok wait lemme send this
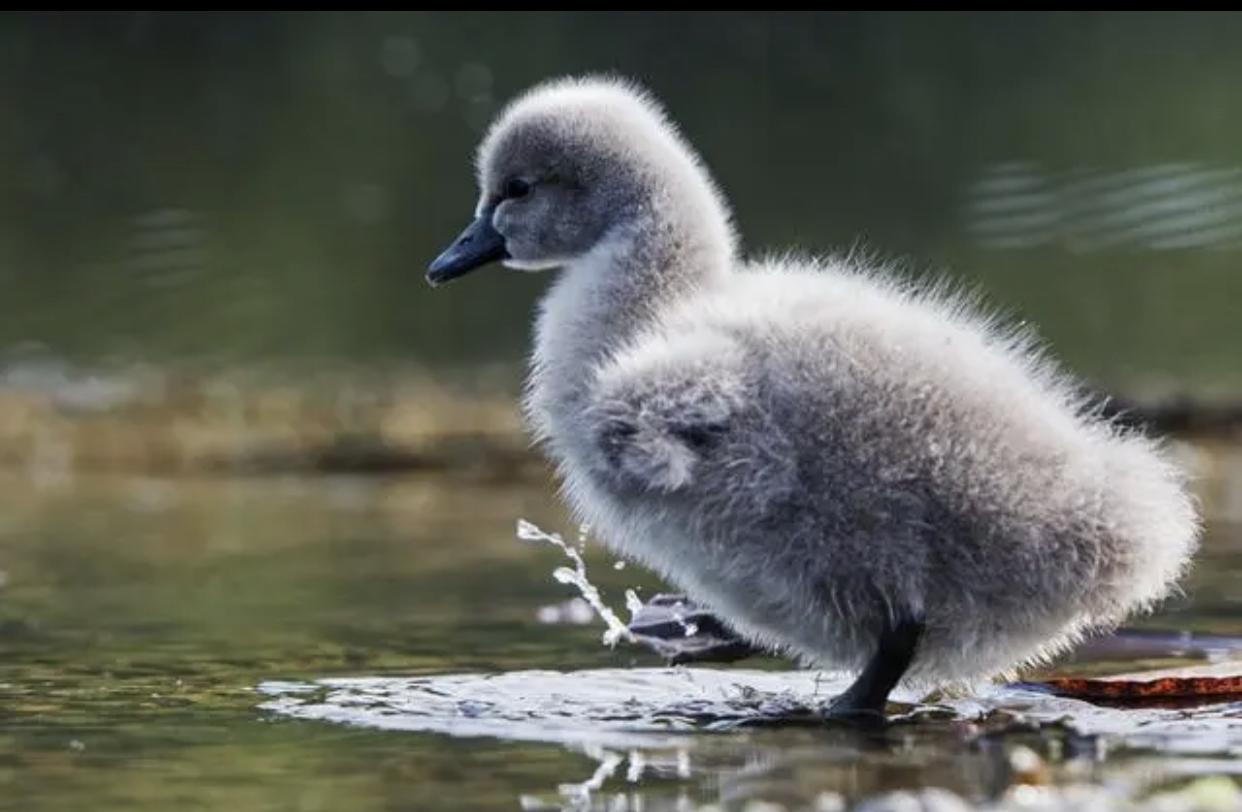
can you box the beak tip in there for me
[425,253,455,287]
[425,214,506,288]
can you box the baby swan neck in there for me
[529,178,733,445]
[545,186,732,367]
[575,196,733,316]
[519,76,738,445]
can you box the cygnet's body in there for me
[427,77,1199,716]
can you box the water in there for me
[1,13,1240,393]
[2,462,1242,811]
[3,11,1242,810]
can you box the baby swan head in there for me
[427,75,734,286]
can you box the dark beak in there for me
[426,214,508,287]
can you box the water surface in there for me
[2,462,1241,810]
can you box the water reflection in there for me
[968,162,1242,251]
[258,667,1242,810]
[2,13,1240,383]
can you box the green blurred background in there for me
[2,11,1239,393]
[3,14,1242,811]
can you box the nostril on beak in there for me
[427,213,506,285]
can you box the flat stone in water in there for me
[259,668,843,748]
[257,667,1242,755]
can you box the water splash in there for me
[516,519,638,646]
[519,520,726,648]
[624,589,644,618]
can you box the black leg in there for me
[822,615,924,723]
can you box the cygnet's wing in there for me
[585,323,760,494]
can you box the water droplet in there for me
[518,518,634,646]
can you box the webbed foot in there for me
[626,593,762,664]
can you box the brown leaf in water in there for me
[1042,662,1242,701]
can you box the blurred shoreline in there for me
[0,361,539,480]
[1,360,1240,522]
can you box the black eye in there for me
[504,178,532,199]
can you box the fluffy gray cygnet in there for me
[427,76,1199,718]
